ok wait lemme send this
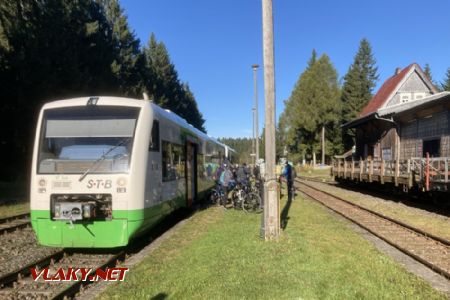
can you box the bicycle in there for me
[231,181,262,213]
[209,186,224,206]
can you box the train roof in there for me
[40,96,226,148]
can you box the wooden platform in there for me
[332,157,450,191]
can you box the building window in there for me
[415,93,425,100]
[162,141,185,181]
[382,148,392,161]
[401,94,410,103]
[149,120,160,152]
[423,139,440,158]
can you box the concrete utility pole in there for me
[252,64,260,164]
[261,0,280,240]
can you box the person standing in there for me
[282,161,294,200]
[219,164,233,206]
[236,164,249,186]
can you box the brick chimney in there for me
[395,67,401,75]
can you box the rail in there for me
[296,179,450,280]
[0,213,31,234]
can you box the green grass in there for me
[97,195,447,300]
[296,166,333,181]
[0,202,29,218]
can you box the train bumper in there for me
[30,210,143,248]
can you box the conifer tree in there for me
[143,34,205,132]
[0,0,117,179]
[423,63,439,89]
[441,68,450,92]
[341,38,379,150]
[0,2,208,180]
[282,51,341,163]
[100,0,144,97]
[143,34,180,108]
[180,83,206,132]
[423,63,433,82]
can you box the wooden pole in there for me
[425,152,430,191]
[351,160,355,180]
[321,126,325,165]
[261,0,279,240]
[313,152,316,168]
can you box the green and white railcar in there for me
[30,97,228,248]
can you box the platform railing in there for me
[428,158,450,182]
[333,156,450,189]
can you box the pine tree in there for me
[143,33,206,132]
[441,68,450,91]
[218,137,253,164]
[307,49,317,67]
[341,38,379,151]
[143,34,180,109]
[423,63,433,82]
[100,0,144,97]
[0,0,117,179]
[282,51,341,163]
[180,83,206,132]
[0,2,208,180]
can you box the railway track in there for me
[296,175,335,184]
[0,213,31,234]
[0,206,192,299]
[0,250,125,299]
[296,179,450,280]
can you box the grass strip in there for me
[0,202,29,219]
[97,195,447,299]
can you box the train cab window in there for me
[149,120,160,152]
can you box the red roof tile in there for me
[359,64,415,117]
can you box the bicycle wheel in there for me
[210,190,220,205]
[243,192,261,213]
[230,190,240,209]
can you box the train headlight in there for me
[54,203,61,218]
[82,204,91,219]
[38,178,47,187]
[117,178,127,187]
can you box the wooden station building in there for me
[334,63,450,192]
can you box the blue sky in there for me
[120,0,450,138]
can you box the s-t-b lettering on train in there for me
[87,179,112,189]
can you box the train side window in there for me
[162,141,185,181]
[149,120,160,151]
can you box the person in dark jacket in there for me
[236,163,249,186]
[219,164,233,206]
[282,161,294,200]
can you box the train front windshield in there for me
[37,106,140,174]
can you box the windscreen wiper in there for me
[78,137,131,182]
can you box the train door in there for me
[186,142,198,207]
